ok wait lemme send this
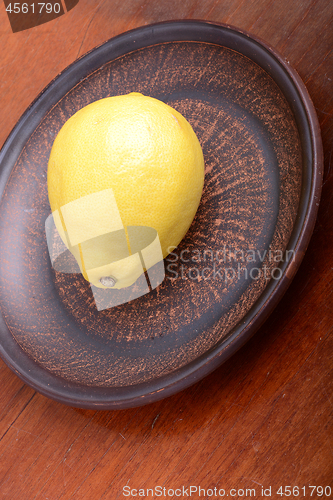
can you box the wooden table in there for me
[0,1,332,498]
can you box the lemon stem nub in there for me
[99,276,117,288]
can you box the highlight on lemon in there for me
[46,92,205,299]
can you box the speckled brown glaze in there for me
[0,22,321,407]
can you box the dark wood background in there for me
[0,1,332,498]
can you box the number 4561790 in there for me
[6,3,62,14]
[277,486,332,497]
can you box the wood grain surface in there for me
[0,1,332,499]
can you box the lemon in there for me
[47,93,204,289]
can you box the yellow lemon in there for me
[47,93,204,289]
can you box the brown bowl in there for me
[0,21,323,409]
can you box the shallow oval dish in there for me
[0,21,323,409]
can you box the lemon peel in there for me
[47,93,204,289]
